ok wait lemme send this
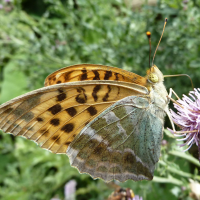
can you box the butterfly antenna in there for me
[146,31,151,69]
[152,18,168,66]
[164,74,194,90]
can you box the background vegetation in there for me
[0,0,200,199]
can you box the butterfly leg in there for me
[165,108,176,132]
[165,88,180,132]
[167,88,183,111]
[168,88,182,106]
[168,88,180,100]
[166,88,191,134]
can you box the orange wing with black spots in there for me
[44,64,147,86]
[0,80,148,154]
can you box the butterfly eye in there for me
[148,73,159,83]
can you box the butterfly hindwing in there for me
[0,81,147,155]
[67,96,164,182]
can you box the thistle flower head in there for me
[131,195,143,200]
[168,88,200,161]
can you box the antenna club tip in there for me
[146,31,151,38]
[165,18,168,22]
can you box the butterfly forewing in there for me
[67,96,164,182]
[45,64,147,86]
[0,81,147,155]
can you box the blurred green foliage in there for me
[0,0,200,199]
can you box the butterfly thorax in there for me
[146,65,169,119]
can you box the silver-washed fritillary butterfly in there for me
[0,63,169,182]
[0,19,171,182]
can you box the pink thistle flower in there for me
[64,180,76,200]
[131,195,143,200]
[168,88,200,161]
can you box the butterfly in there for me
[107,187,134,200]
[0,63,170,182]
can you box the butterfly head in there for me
[146,65,164,84]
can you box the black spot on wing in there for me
[77,87,85,93]
[80,69,87,81]
[76,94,87,103]
[50,118,60,126]
[57,93,67,101]
[58,88,64,93]
[56,81,62,84]
[114,72,119,81]
[64,72,72,81]
[92,70,100,80]
[66,107,77,117]
[103,85,111,101]
[65,141,71,146]
[61,123,74,133]
[48,104,62,115]
[104,71,112,80]
[92,85,101,102]
[52,135,60,144]
[36,117,43,122]
[87,106,97,116]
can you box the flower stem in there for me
[159,160,200,181]
[169,150,200,167]
[153,175,183,185]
